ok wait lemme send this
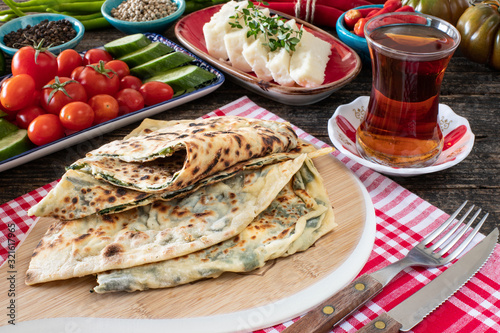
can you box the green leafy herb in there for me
[228,1,303,53]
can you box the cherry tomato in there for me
[344,9,362,30]
[57,49,83,78]
[0,102,16,121]
[139,81,174,106]
[11,45,58,89]
[120,75,142,90]
[28,113,65,146]
[16,105,46,129]
[41,77,88,115]
[78,61,120,98]
[83,49,113,65]
[0,74,36,111]
[71,66,85,81]
[115,88,144,115]
[88,94,119,125]
[31,89,42,107]
[104,60,130,79]
[59,101,95,131]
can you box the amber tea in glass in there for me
[356,13,461,168]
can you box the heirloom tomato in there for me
[28,113,65,145]
[401,0,470,25]
[11,43,58,89]
[456,0,500,70]
[41,77,88,115]
[78,61,120,98]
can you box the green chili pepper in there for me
[80,17,111,30]
[0,0,109,30]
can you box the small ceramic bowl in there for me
[336,5,382,64]
[0,14,85,57]
[102,0,186,34]
[328,96,475,177]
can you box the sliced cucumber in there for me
[130,52,195,80]
[104,33,152,58]
[0,110,6,117]
[0,118,18,140]
[0,129,32,162]
[118,42,174,68]
[145,65,217,92]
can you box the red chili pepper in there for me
[366,9,381,19]
[353,17,368,37]
[315,0,372,11]
[255,2,343,27]
[357,7,380,17]
[344,9,363,29]
[383,0,402,10]
[395,5,415,12]
[255,0,372,11]
[364,0,402,19]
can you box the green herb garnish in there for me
[229,1,303,54]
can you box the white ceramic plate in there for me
[328,96,475,177]
[0,33,224,173]
[174,5,361,105]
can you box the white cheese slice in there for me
[240,8,272,80]
[224,27,253,72]
[202,0,242,60]
[289,29,332,88]
[242,35,273,81]
[266,19,299,87]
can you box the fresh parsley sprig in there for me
[228,1,303,53]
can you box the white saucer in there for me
[327,96,475,177]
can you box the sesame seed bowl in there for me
[101,0,186,34]
[0,13,85,57]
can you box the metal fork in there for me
[283,201,489,333]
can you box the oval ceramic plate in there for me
[174,5,362,105]
[328,96,475,177]
[0,33,224,173]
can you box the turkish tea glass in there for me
[356,12,461,168]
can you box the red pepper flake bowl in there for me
[0,13,85,57]
[101,0,186,34]
[336,5,382,64]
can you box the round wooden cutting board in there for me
[1,153,375,332]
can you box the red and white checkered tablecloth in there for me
[1,96,499,333]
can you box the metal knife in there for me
[357,227,498,332]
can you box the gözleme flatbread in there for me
[28,141,316,221]
[70,116,299,193]
[26,154,307,285]
[94,157,336,293]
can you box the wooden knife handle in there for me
[356,313,403,333]
[282,274,383,333]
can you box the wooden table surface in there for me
[0,22,498,236]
